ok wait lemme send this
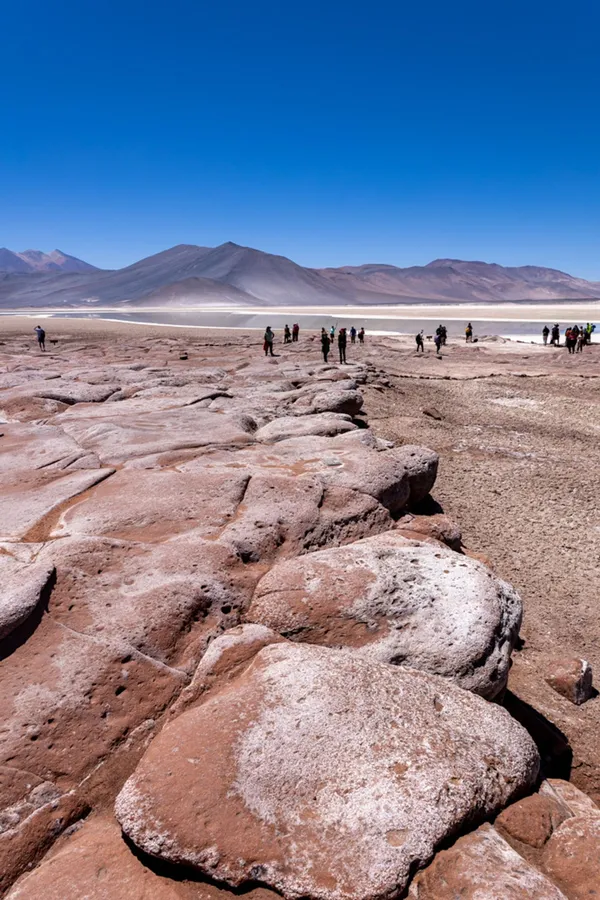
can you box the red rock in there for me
[495,790,571,848]
[60,408,255,466]
[0,614,186,787]
[6,815,280,899]
[0,468,114,541]
[42,535,254,669]
[394,513,462,550]
[0,548,55,640]
[545,656,593,705]
[50,468,250,542]
[408,823,567,899]
[255,412,357,441]
[542,815,600,899]
[117,643,539,900]
[542,778,600,817]
[248,532,522,698]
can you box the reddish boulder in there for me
[117,643,539,900]
[495,790,571,848]
[542,815,600,899]
[248,532,522,698]
[408,823,567,899]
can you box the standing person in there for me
[465,322,473,342]
[350,325,357,344]
[441,324,447,345]
[292,323,299,342]
[577,328,586,352]
[358,327,365,344]
[338,327,347,364]
[330,324,336,345]
[434,331,443,354]
[415,330,424,352]
[284,324,291,344]
[34,325,46,352]
[263,326,275,357]
[565,327,574,353]
[320,327,331,363]
[551,324,560,346]
[542,325,549,345]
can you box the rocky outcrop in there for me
[1,331,595,900]
[248,532,522,698]
[116,642,539,900]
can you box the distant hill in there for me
[316,258,600,302]
[1,242,599,308]
[0,248,99,274]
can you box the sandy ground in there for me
[3,316,600,801]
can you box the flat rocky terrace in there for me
[0,318,598,899]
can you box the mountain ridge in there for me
[1,242,599,307]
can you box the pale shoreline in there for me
[1,300,599,322]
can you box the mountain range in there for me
[1,242,599,308]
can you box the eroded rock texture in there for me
[1,332,595,900]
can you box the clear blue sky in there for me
[2,0,599,276]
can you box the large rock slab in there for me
[0,548,55,640]
[308,387,364,416]
[408,824,567,899]
[255,413,357,442]
[248,532,522,698]
[116,642,539,900]
[60,408,255,465]
[33,382,119,404]
[179,433,438,516]
[0,468,115,541]
[42,535,255,669]
[0,424,90,474]
[50,468,250,541]
[0,614,186,786]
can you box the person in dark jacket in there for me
[320,327,331,362]
[415,330,424,352]
[338,327,347,364]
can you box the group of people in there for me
[263,324,365,360]
[283,323,300,343]
[320,325,365,363]
[542,323,595,351]
[415,323,449,354]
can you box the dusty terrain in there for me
[0,316,599,899]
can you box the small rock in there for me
[545,656,593,705]
[422,407,443,420]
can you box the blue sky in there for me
[2,0,599,276]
